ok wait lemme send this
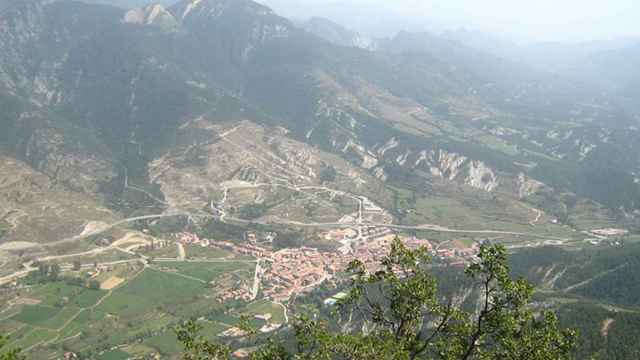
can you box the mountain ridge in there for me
[0,0,638,245]
[0,1,639,358]
[300,16,378,50]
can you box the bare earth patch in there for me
[80,221,110,236]
[111,232,151,249]
[601,318,614,338]
[15,297,41,305]
[101,276,125,290]
[0,241,39,251]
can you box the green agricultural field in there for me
[402,188,575,240]
[26,281,107,309]
[97,268,205,317]
[96,292,150,317]
[567,201,620,231]
[207,312,238,324]
[39,305,81,329]
[0,220,9,238]
[162,261,255,283]
[60,313,139,353]
[6,327,56,350]
[144,331,183,355]
[97,349,131,360]
[3,323,31,343]
[11,303,84,332]
[0,319,24,335]
[625,235,640,244]
[0,234,409,359]
[72,288,108,308]
[242,300,286,324]
[405,196,525,230]
[138,243,179,258]
[207,322,232,335]
[12,305,60,326]
[41,248,136,267]
[32,282,87,306]
[458,238,476,248]
[123,268,205,298]
[185,245,234,259]
[58,314,88,339]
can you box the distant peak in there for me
[123,3,178,29]
[170,0,275,22]
[178,0,203,20]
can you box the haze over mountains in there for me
[1,0,639,243]
[83,0,640,109]
[0,0,640,358]
[77,0,640,102]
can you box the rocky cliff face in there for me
[0,0,50,100]
[420,150,499,192]
[466,161,499,192]
[346,140,501,192]
[0,0,124,105]
[168,0,292,61]
[516,173,545,199]
[123,3,178,30]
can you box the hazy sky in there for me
[261,0,640,43]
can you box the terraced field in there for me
[160,261,254,283]
[0,257,259,359]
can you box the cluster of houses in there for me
[215,279,254,303]
[262,247,330,301]
[173,229,481,302]
[175,232,206,245]
[142,238,171,251]
[321,228,357,242]
[245,231,277,244]
[361,197,384,213]
[324,226,395,255]
[260,235,435,301]
[86,264,117,279]
[173,232,269,257]
[403,236,434,251]
[260,238,397,301]
[361,226,394,241]
[403,236,481,267]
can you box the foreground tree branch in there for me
[177,237,576,360]
[0,335,24,360]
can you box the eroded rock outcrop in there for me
[124,4,179,30]
[465,161,499,192]
[516,173,545,199]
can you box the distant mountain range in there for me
[1,0,640,358]
[441,29,640,106]
[74,0,174,7]
[301,15,640,111]
[299,17,378,50]
[0,0,639,244]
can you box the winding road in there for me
[0,203,569,286]
[0,123,575,286]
